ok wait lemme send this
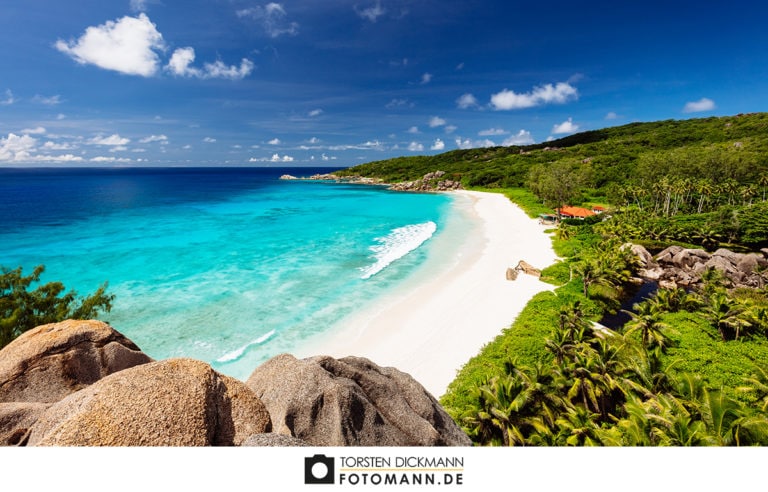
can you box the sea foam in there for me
[359,221,437,280]
[216,329,277,363]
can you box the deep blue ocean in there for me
[0,167,475,379]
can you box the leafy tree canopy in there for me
[0,265,114,349]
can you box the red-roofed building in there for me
[556,206,596,219]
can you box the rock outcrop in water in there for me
[282,170,462,191]
[0,320,470,447]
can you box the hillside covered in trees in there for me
[338,113,768,252]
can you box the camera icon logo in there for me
[305,454,335,484]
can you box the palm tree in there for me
[623,300,673,351]
[758,173,768,202]
[597,395,655,446]
[739,364,768,413]
[555,223,574,241]
[554,405,601,446]
[696,178,715,213]
[702,292,749,341]
[648,394,709,446]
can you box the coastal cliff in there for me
[0,320,471,447]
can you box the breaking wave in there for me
[359,221,437,280]
[216,329,276,363]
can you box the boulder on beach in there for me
[0,320,152,404]
[27,358,271,446]
[246,354,471,446]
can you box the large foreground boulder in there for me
[246,354,471,446]
[27,358,271,446]
[0,320,152,404]
[0,402,52,446]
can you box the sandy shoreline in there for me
[295,190,559,398]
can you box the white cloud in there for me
[55,13,165,77]
[683,97,715,113]
[139,134,168,144]
[248,153,294,162]
[429,116,446,128]
[431,138,445,151]
[130,0,149,12]
[355,1,386,22]
[456,93,479,109]
[41,154,84,163]
[32,94,62,105]
[237,3,299,38]
[90,156,132,163]
[386,98,414,109]
[203,137,217,143]
[408,141,424,152]
[89,134,131,146]
[407,126,420,134]
[445,125,457,134]
[166,47,254,80]
[552,117,579,134]
[308,109,323,117]
[203,58,255,80]
[328,140,385,151]
[502,129,534,146]
[605,111,618,120]
[43,141,76,151]
[268,138,281,145]
[21,127,47,135]
[1,89,14,105]
[479,128,507,136]
[0,133,84,163]
[307,137,321,144]
[455,137,496,150]
[420,73,433,85]
[56,113,67,120]
[490,82,578,110]
[166,47,195,75]
[0,133,37,161]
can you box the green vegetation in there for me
[338,113,768,251]
[441,238,768,446]
[334,113,768,445]
[0,265,114,349]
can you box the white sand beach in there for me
[295,190,559,398]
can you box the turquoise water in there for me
[0,168,475,379]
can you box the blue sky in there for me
[1,0,767,167]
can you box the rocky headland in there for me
[0,320,471,447]
[281,170,463,192]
